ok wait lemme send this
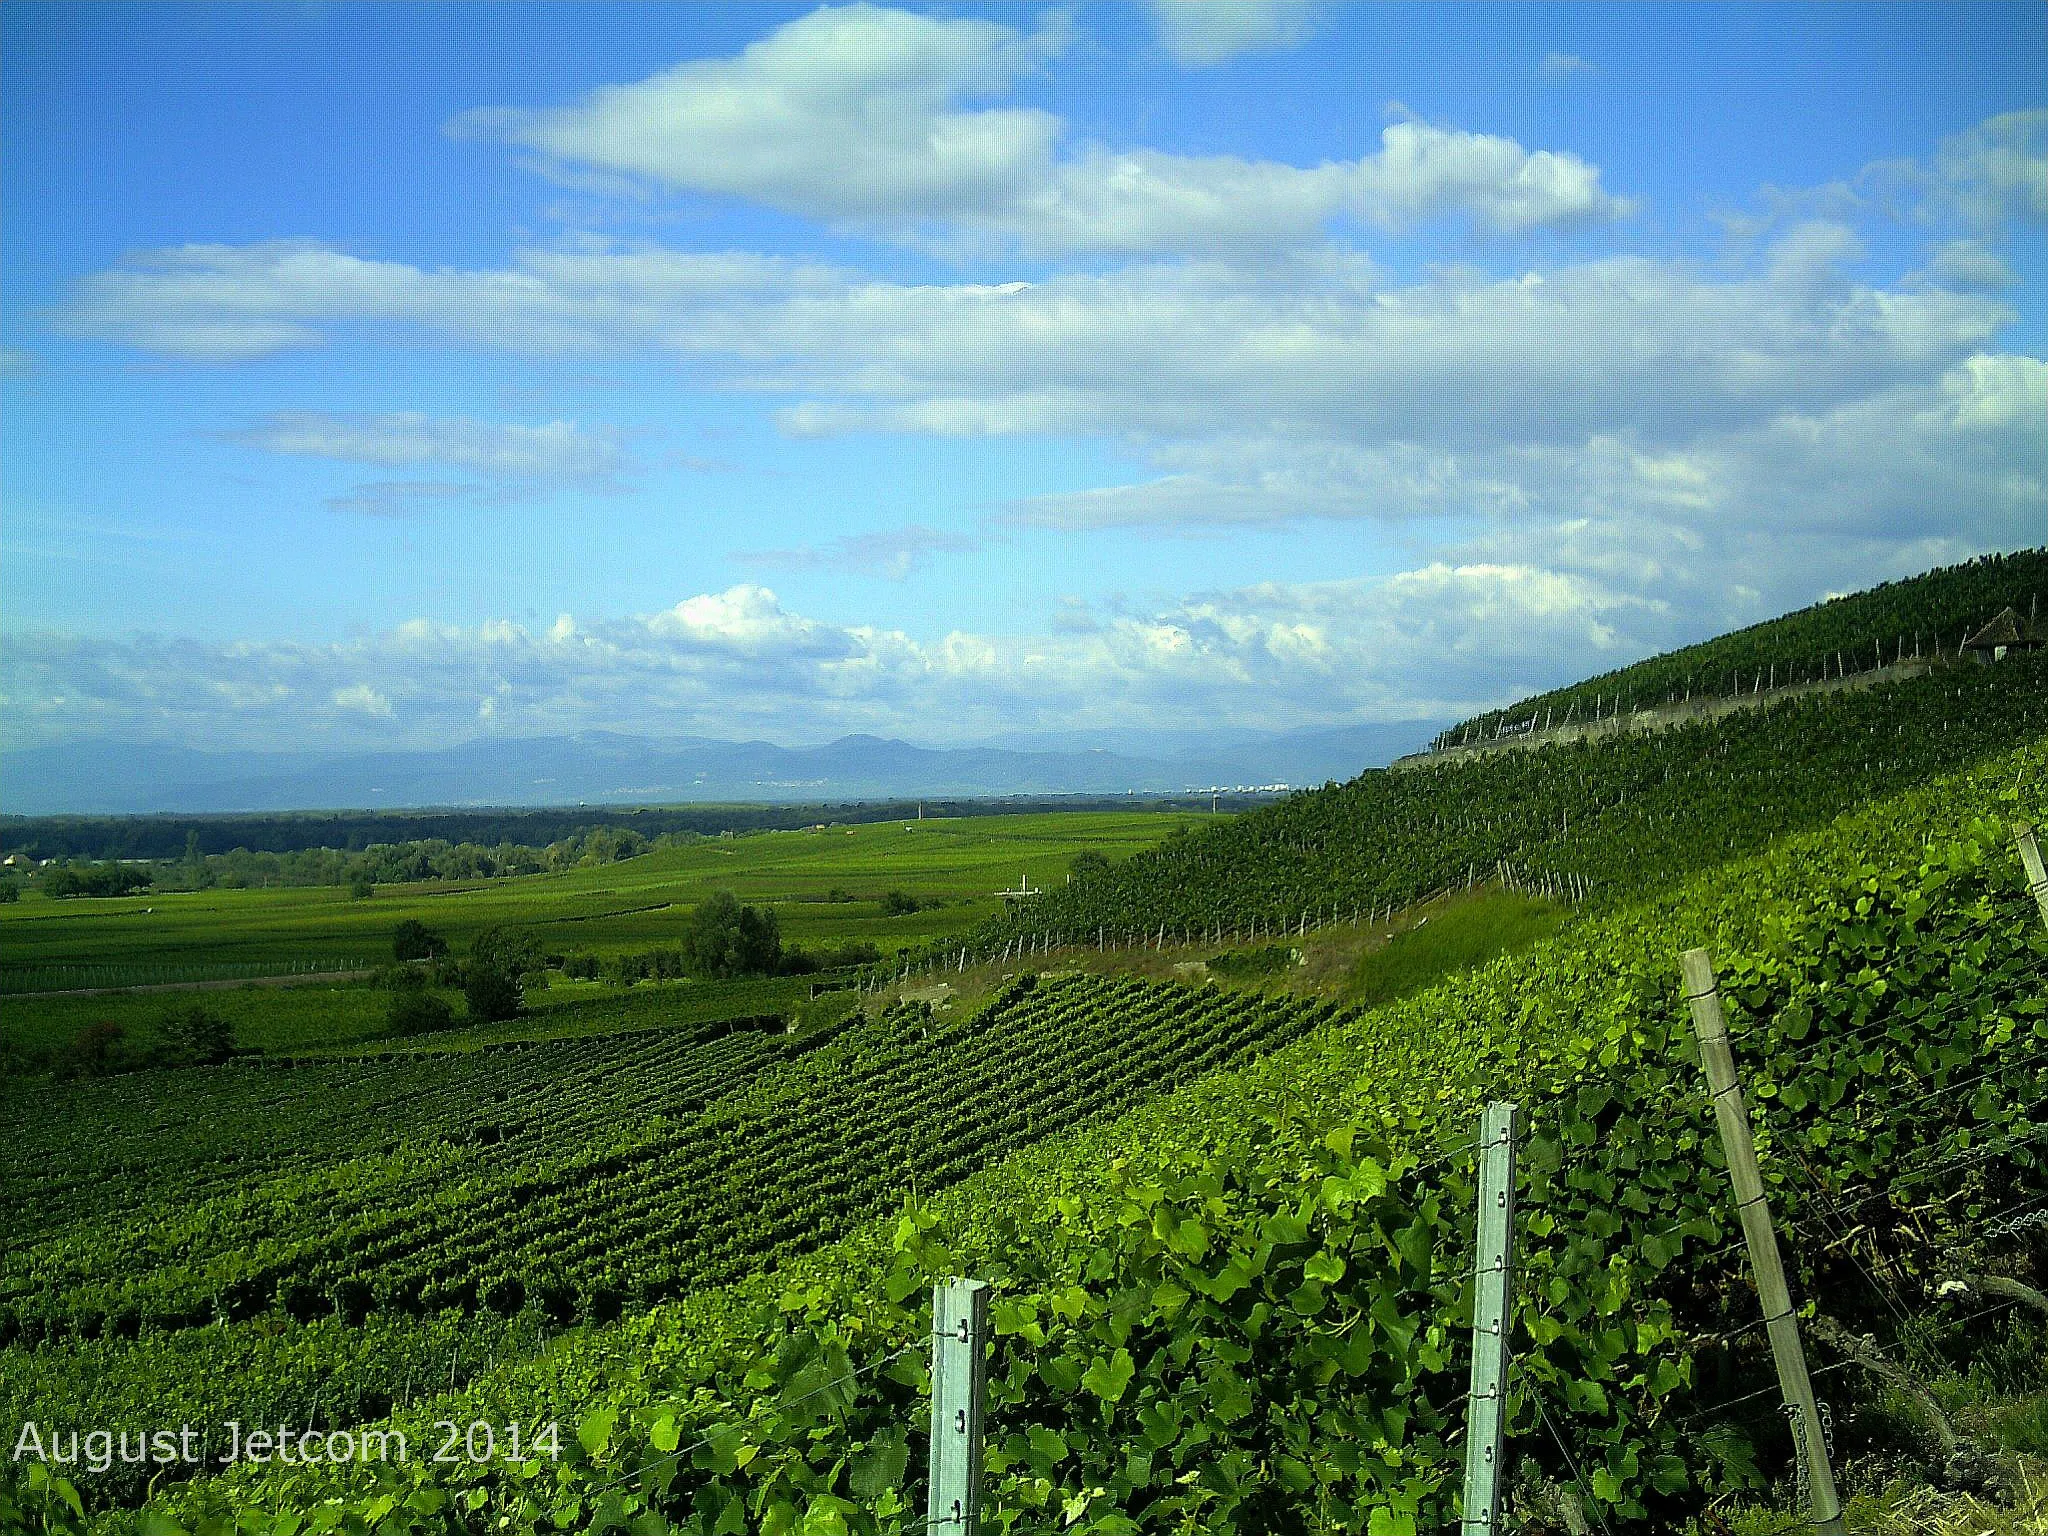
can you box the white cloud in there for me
[1933,109,2048,229]
[1538,52,1596,83]
[452,6,1627,252]
[65,224,1995,464]
[1147,1,1323,67]
[242,411,627,484]
[331,683,393,717]
[0,567,1668,750]
[1924,237,2017,292]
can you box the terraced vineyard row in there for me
[949,651,2047,959]
[0,976,1340,1359]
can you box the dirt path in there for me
[3,968,375,1000]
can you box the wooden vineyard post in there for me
[929,1278,989,1535]
[2015,822,2048,929]
[1461,1101,1519,1533]
[1682,949,1847,1536]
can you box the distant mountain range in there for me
[0,722,1444,815]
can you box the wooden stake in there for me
[1682,949,1846,1535]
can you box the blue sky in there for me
[3,1,2043,755]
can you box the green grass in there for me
[0,810,1200,972]
[0,810,1205,1059]
[1342,887,1564,1006]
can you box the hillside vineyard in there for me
[4,554,2046,1536]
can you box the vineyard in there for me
[4,557,2047,1535]
[1442,545,2046,746]
[24,728,2038,1536]
[0,972,1346,1494]
[942,648,2047,964]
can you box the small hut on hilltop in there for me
[1962,606,2041,663]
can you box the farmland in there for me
[2,554,2046,1535]
[0,809,1208,1062]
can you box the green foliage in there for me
[879,889,922,916]
[468,926,543,979]
[391,919,448,962]
[50,1021,124,1082]
[462,965,521,1024]
[789,990,862,1038]
[957,653,2046,957]
[1205,943,1297,978]
[56,733,2039,1536]
[387,989,454,1038]
[41,863,153,900]
[685,891,782,978]
[151,1005,233,1067]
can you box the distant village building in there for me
[0,852,30,868]
[1962,607,2041,664]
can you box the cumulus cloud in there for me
[66,225,2003,458]
[330,683,394,717]
[452,5,1627,252]
[1933,109,2048,229]
[1148,0,1324,67]
[0,566,1673,751]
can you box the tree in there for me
[470,926,544,979]
[463,965,521,1024]
[391,919,448,962]
[880,889,922,916]
[53,1022,125,1081]
[349,877,375,900]
[683,891,781,978]
[156,1005,233,1066]
[1069,850,1112,882]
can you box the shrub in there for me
[463,966,521,1024]
[53,1022,125,1081]
[391,919,448,962]
[561,952,601,980]
[880,888,922,916]
[155,1004,233,1066]
[388,990,454,1037]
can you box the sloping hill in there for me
[949,647,2046,959]
[80,732,2048,1536]
[1440,545,2046,748]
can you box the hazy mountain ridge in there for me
[0,721,1444,815]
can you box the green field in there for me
[0,810,1208,1060]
